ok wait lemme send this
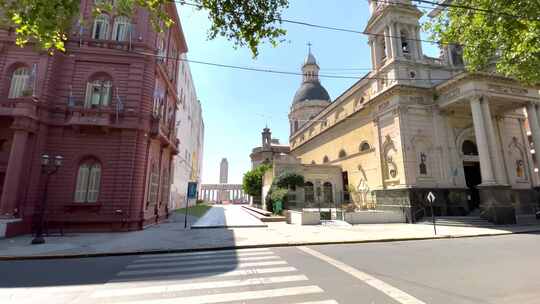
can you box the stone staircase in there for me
[241,205,286,222]
[418,216,495,227]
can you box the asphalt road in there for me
[1,232,539,304]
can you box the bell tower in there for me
[262,126,271,149]
[366,0,424,69]
[365,0,430,89]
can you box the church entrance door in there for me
[463,161,481,212]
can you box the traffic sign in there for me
[187,182,198,199]
[427,191,436,203]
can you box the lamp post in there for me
[31,154,63,245]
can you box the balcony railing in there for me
[66,107,113,127]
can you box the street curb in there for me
[1,228,539,261]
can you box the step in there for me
[417,216,494,227]
[242,206,286,222]
[242,205,272,217]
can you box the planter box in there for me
[344,210,405,224]
[287,210,320,225]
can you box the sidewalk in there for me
[1,216,539,259]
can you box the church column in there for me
[395,23,403,58]
[414,26,423,59]
[388,21,399,59]
[534,103,540,131]
[527,102,540,170]
[481,98,508,185]
[384,26,393,61]
[470,97,497,185]
[369,39,378,69]
[0,128,29,216]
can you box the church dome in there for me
[292,81,331,104]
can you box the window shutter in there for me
[102,81,111,106]
[87,164,101,202]
[91,81,102,106]
[8,68,29,98]
[75,165,90,202]
[84,82,93,108]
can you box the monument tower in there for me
[219,158,228,184]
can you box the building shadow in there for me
[0,208,239,289]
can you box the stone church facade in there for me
[286,0,540,224]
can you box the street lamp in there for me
[31,154,63,245]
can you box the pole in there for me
[32,172,51,244]
[430,200,437,235]
[183,195,189,229]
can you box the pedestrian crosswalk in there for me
[86,248,339,304]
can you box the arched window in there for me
[74,159,101,203]
[8,67,30,98]
[112,16,130,41]
[462,140,478,156]
[323,156,329,163]
[304,182,314,203]
[400,30,409,54]
[92,14,110,40]
[85,74,112,108]
[360,142,371,152]
[323,182,333,203]
[339,149,347,158]
[294,120,299,132]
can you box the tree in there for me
[0,0,289,56]
[273,171,304,189]
[242,164,271,197]
[425,0,540,84]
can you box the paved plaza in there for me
[191,205,267,228]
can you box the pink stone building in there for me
[0,1,188,236]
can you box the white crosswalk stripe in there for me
[91,275,309,298]
[132,250,274,263]
[117,260,288,276]
[126,255,281,269]
[107,266,299,283]
[137,248,271,259]
[111,286,325,304]
[88,249,340,304]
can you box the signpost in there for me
[184,182,198,229]
[427,191,437,235]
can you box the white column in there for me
[408,25,417,60]
[471,97,497,185]
[527,102,540,160]
[481,98,507,185]
[369,39,378,69]
[384,26,393,61]
[415,26,423,59]
[534,104,540,130]
[388,22,399,59]
[395,23,402,58]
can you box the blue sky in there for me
[177,1,438,184]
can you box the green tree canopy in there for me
[273,171,304,189]
[242,164,271,197]
[0,0,289,56]
[425,0,540,84]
